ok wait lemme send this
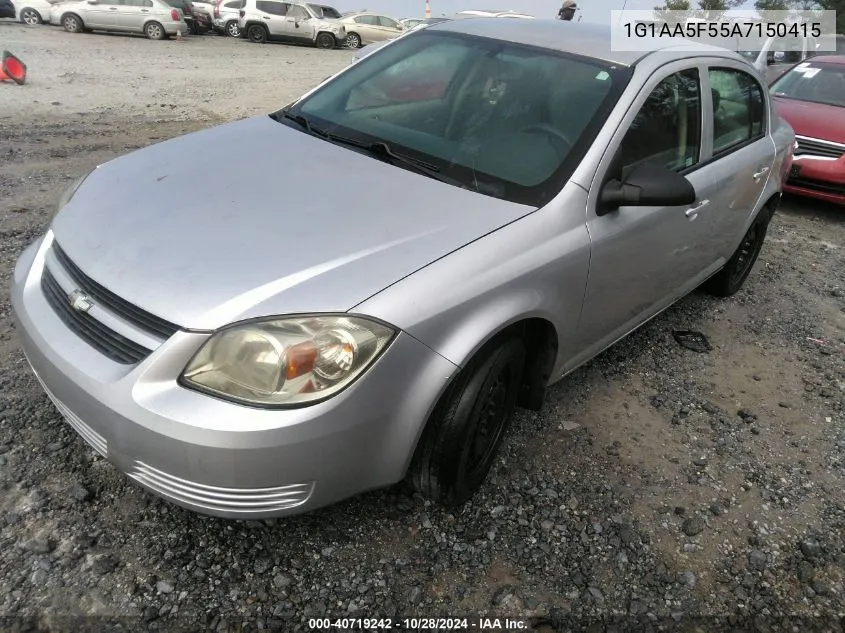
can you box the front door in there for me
[279,2,312,40]
[572,63,724,367]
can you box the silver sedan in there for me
[12,19,795,519]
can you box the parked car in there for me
[52,0,188,37]
[339,11,404,48]
[12,20,793,519]
[350,18,442,64]
[189,0,213,31]
[238,0,345,48]
[211,0,241,35]
[771,55,845,205]
[0,0,16,18]
[14,0,55,24]
[165,0,196,32]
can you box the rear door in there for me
[115,0,151,31]
[701,62,775,259]
[255,0,286,36]
[353,14,379,43]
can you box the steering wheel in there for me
[519,123,573,156]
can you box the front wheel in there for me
[225,20,239,37]
[345,32,361,48]
[247,24,267,43]
[408,337,526,507]
[315,32,334,49]
[704,211,770,297]
[20,8,41,24]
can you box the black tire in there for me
[225,20,239,37]
[345,31,361,48]
[144,20,165,39]
[315,31,334,49]
[704,211,770,297]
[247,23,267,43]
[408,337,526,507]
[62,13,83,33]
[20,7,41,24]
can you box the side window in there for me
[287,4,307,18]
[617,69,701,174]
[224,0,240,7]
[256,0,285,15]
[709,68,765,155]
[378,15,399,28]
[355,15,378,25]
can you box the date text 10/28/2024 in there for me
[308,618,529,630]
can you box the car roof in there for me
[427,18,745,67]
[805,55,845,65]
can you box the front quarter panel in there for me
[352,182,592,378]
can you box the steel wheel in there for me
[247,24,266,43]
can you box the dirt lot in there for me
[1,21,844,633]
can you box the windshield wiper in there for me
[274,110,327,138]
[320,133,448,180]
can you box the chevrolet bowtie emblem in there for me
[68,289,94,313]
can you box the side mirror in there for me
[598,162,696,216]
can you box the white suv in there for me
[238,0,345,48]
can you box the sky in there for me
[327,0,696,25]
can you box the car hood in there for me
[773,96,845,144]
[52,115,535,331]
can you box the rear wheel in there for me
[315,31,334,49]
[20,8,41,24]
[247,24,267,43]
[704,211,770,297]
[62,13,83,33]
[408,337,526,507]
[145,20,165,39]
[225,20,239,37]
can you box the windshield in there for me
[771,62,845,108]
[283,30,630,206]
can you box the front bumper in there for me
[11,233,457,519]
[784,156,845,206]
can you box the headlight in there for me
[180,315,395,407]
[52,168,95,223]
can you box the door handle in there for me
[109,6,117,8]
[753,166,770,180]
[263,15,270,18]
[141,8,148,11]
[685,199,709,220]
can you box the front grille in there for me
[52,242,180,340]
[794,136,845,160]
[41,268,153,365]
[128,460,315,515]
[787,175,845,196]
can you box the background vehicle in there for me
[771,55,845,205]
[211,0,240,35]
[238,0,345,47]
[52,0,187,38]
[350,18,443,63]
[0,0,16,18]
[339,11,404,48]
[14,0,56,24]
[165,0,196,32]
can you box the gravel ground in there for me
[1,22,845,633]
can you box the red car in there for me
[771,55,845,206]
